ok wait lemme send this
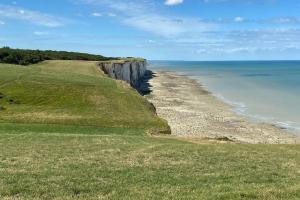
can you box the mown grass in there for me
[0,124,299,200]
[0,61,299,200]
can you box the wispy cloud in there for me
[0,4,67,27]
[80,0,215,37]
[108,13,117,17]
[92,12,102,17]
[75,0,300,59]
[124,16,215,37]
[203,0,228,2]
[262,17,300,24]
[0,20,5,25]
[232,17,300,24]
[203,0,259,3]
[33,31,49,36]
[191,28,300,56]
[234,16,244,22]
[198,16,300,24]
[165,0,184,6]
[91,12,117,17]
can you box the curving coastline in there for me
[145,70,300,144]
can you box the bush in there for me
[0,47,115,65]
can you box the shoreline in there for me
[145,70,300,144]
[199,82,300,134]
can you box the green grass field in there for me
[0,61,299,200]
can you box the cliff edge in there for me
[99,59,147,88]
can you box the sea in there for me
[149,60,300,134]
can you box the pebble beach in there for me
[146,71,300,144]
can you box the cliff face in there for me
[99,60,147,88]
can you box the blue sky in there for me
[0,0,300,60]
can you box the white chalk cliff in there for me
[99,60,147,88]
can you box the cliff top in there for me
[99,57,146,64]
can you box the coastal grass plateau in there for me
[0,60,299,200]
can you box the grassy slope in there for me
[0,61,299,200]
[0,61,167,129]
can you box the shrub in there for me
[0,47,115,65]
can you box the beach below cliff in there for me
[145,71,300,144]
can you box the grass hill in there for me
[0,60,299,200]
[0,60,167,130]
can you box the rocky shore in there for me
[145,71,300,144]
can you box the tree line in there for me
[0,47,114,65]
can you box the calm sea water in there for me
[149,60,300,134]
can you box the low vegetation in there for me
[0,60,299,200]
[0,47,114,65]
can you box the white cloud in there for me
[123,15,215,37]
[108,13,116,17]
[92,12,102,17]
[33,31,49,36]
[0,20,5,25]
[78,0,300,59]
[234,16,244,22]
[19,9,25,14]
[270,17,300,24]
[0,4,66,27]
[92,12,117,17]
[165,0,184,6]
[204,0,223,2]
[80,0,215,37]
[148,39,156,43]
